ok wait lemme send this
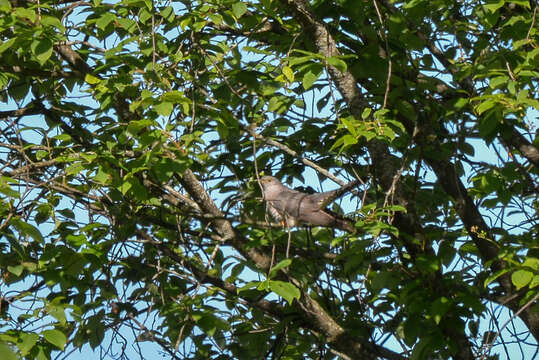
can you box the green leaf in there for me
[484,0,505,13]
[237,281,262,293]
[0,343,17,360]
[154,101,173,117]
[507,0,530,7]
[403,316,420,346]
[0,38,16,55]
[35,204,52,224]
[369,270,400,291]
[243,46,273,55]
[162,90,187,103]
[288,56,314,66]
[35,150,48,160]
[530,275,539,289]
[7,265,23,276]
[96,12,116,30]
[14,7,36,22]
[326,56,347,72]
[18,333,39,356]
[93,168,111,184]
[41,16,65,31]
[384,205,407,213]
[85,74,101,84]
[476,99,497,115]
[0,0,11,11]
[260,81,281,96]
[484,268,510,287]
[340,116,357,136]
[302,70,319,90]
[42,330,66,350]
[57,208,75,219]
[282,66,294,82]
[268,280,300,304]
[66,162,84,176]
[522,258,539,270]
[478,114,500,140]
[195,312,230,337]
[361,108,372,119]
[429,297,452,324]
[415,255,440,273]
[0,180,19,198]
[257,278,270,291]
[411,337,432,360]
[35,346,48,360]
[512,270,533,290]
[118,178,132,194]
[153,157,190,182]
[160,6,174,22]
[85,313,105,349]
[31,38,53,65]
[396,100,416,121]
[127,119,154,135]
[232,2,248,18]
[403,0,426,9]
[460,141,475,156]
[53,133,72,142]
[117,17,136,32]
[342,134,358,146]
[267,96,288,114]
[10,218,44,242]
[489,76,508,89]
[268,258,292,279]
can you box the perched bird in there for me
[259,176,358,232]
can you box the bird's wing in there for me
[295,201,355,232]
[267,197,301,227]
[261,178,358,232]
[267,201,284,221]
[282,192,311,219]
[313,179,361,209]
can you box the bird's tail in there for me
[318,179,361,209]
[336,217,355,233]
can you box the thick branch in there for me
[282,0,429,263]
[502,127,539,167]
[0,104,43,120]
[280,0,490,357]
[177,168,404,359]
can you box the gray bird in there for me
[259,176,358,232]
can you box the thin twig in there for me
[373,0,392,109]
[152,12,156,67]
[286,223,292,259]
[244,125,360,187]
[526,6,537,40]
[481,292,539,360]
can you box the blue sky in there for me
[1,1,538,358]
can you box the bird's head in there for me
[259,176,281,189]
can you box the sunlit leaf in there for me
[18,333,38,356]
[302,70,319,90]
[232,2,248,18]
[42,330,66,350]
[512,270,533,290]
[268,281,300,304]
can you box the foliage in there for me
[0,0,538,359]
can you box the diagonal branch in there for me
[378,0,539,170]
[282,0,539,342]
[176,168,404,359]
[49,37,412,360]
[502,127,539,167]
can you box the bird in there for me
[258,176,358,232]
